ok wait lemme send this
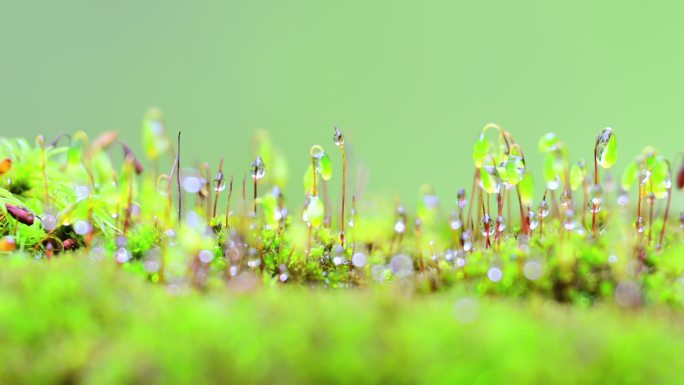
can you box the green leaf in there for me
[304,196,325,228]
[480,158,500,194]
[621,161,639,190]
[518,172,534,206]
[570,163,584,191]
[538,133,559,153]
[472,134,490,168]
[318,153,333,181]
[595,127,617,169]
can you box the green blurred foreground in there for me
[1,256,684,385]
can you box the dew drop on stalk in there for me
[680,212,684,229]
[213,171,226,192]
[480,214,495,236]
[449,216,463,231]
[563,210,576,230]
[589,184,603,213]
[646,192,655,205]
[394,219,406,234]
[635,216,646,233]
[251,156,266,180]
[560,190,571,207]
[496,215,506,232]
[333,256,345,266]
[247,259,261,268]
[528,211,539,230]
[539,201,549,218]
[333,127,344,147]
[457,188,467,209]
[639,170,651,185]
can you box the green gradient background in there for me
[1,1,682,206]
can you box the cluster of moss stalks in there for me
[0,112,682,306]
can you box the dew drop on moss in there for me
[480,214,495,237]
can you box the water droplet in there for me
[450,217,463,231]
[457,188,467,209]
[560,190,571,207]
[251,156,266,180]
[394,220,406,234]
[539,201,549,218]
[41,214,57,231]
[229,265,239,277]
[608,255,618,264]
[639,170,651,185]
[456,256,467,267]
[445,249,454,262]
[563,210,576,230]
[462,241,473,252]
[115,248,130,263]
[480,214,495,236]
[213,171,226,192]
[73,220,91,235]
[333,126,344,147]
[333,256,345,266]
[247,259,261,268]
[496,215,506,232]
[487,267,503,282]
[547,176,561,191]
[182,176,202,193]
[423,194,439,208]
[75,185,90,201]
[116,236,128,248]
[352,252,367,267]
[198,249,214,264]
[523,261,543,280]
[646,192,655,204]
[144,260,160,273]
[528,211,539,230]
[617,190,629,206]
[389,254,413,278]
[635,216,646,233]
[279,272,289,282]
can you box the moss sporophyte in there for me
[0,112,681,304]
